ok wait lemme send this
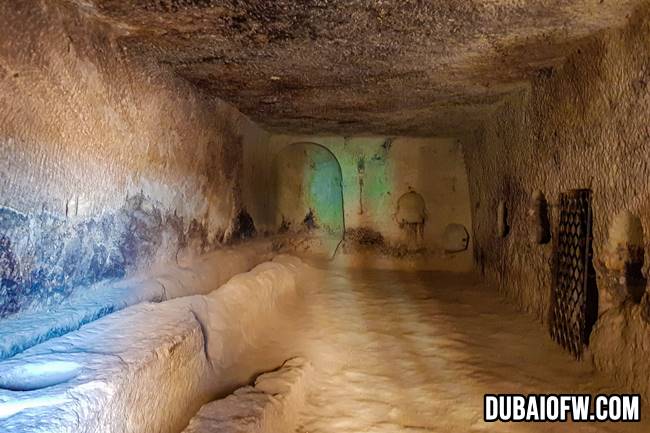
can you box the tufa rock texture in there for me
[182,357,313,433]
[0,0,273,317]
[464,4,650,395]
[269,135,474,270]
[63,0,644,136]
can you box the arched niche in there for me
[396,191,426,225]
[444,223,470,253]
[601,210,645,304]
[272,142,344,239]
[395,190,426,250]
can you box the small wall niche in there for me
[443,223,469,253]
[229,208,256,242]
[497,200,509,238]
[396,190,426,250]
[603,211,644,270]
[601,210,646,304]
[529,190,551,244]
[396,191,426,225]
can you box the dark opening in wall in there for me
[497,200,510,238]
[229,209,256,242]
[303,209,317,230]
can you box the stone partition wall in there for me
[464,4,650,392]
[0,1,271,317]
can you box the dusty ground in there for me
[291,266,649,432]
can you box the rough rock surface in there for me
[443,223,470,253]
[0,255,309,433]
[0,302,212,433]
[463,4,650,394]
[590,302,650,398]
[269,135,474,270]
[64,0,644,136]
[173,255,307,374]
[182,358,313,433]
[0,0,274,317]
[0,240,274,361]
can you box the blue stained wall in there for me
[273,143,345,237]
[0,194,188,318]
[0,0,271,320]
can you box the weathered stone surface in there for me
[0,255,309,433]
[4,0,650,411]
[0,302,212,433]
[182,357,312,433]
[396,191,426,225]
[0,0,273,317]
[269,135,473,270]
[527,190,551,245]
[602,211,644,273]
[443,223,469,253]
[464,3,650,393]
[0,197,169,317]
[63,0,644,136]
[0,239,274,361]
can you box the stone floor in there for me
[293,266,648,433]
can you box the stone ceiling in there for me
[69,0,644,136]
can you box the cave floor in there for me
[293,266,648,433]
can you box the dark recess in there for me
[230,209,257,241]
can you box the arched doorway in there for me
[272,142,345,240]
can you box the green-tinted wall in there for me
[270,135,474,271]
[272,143,344,236]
